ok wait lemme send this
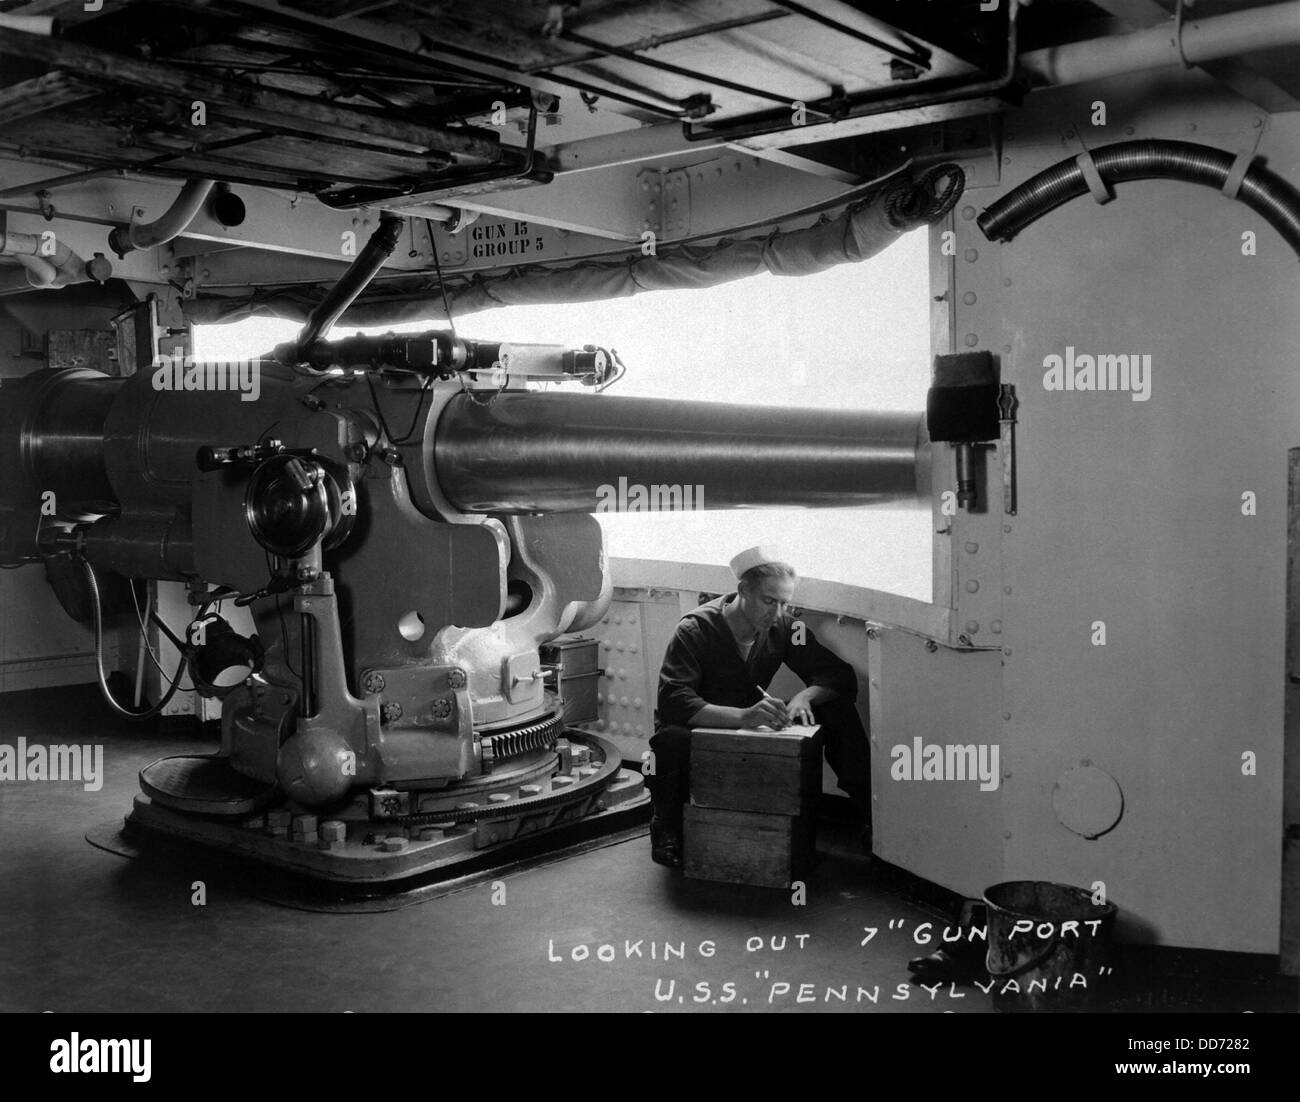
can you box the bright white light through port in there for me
[192,230,932,600]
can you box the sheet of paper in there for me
[695,724,820,739]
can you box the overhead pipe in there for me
[522,10,789,72]
[559,28,810,110]
[767,0,931,70]
[1020,1,1300,87]
[683,3,1019,145]
[291,211,406,357]
[3,254,59,290]
[0,13,57,35]
[0,225,112,293]
[382,201,470,227]
[978,140,1300,259]
[107,178,216,257]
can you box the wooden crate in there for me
[688,726,822,814]
[683,806,813,888]
[683,726,821,887]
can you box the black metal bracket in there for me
[998,383,1018,516]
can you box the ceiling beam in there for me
[0,70,100,127]
[0,26,503,160]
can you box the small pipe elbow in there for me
[108,178,216,257]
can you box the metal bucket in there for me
[982,881,1117,1010]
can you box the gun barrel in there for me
[432,392,930,514]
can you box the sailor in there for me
[647,545,872,867]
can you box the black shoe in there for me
[845,791,872,857]
[907,948,960,980]
[649,814,683,868]
[907,946,985,982]
[858,825,873,858]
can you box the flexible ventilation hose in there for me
[885,163,966,228]
[83,558,186,721]
[977,140,1300,259]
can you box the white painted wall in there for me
[604,69,1296,955]
[957,72,1297,952]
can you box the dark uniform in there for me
[650,593,872,828]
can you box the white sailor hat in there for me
[729,545,786,579]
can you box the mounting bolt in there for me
[447,668,467,689]
[381,701,403,723]
[362,672,385,694]
[431,698,453,720]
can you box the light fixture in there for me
[188,616,264,698]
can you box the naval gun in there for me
[0,308,934,884]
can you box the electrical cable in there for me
[129,578,198,691]
[129,578,167,678]
[337,218,451,442]
[83,558,187,721]
[263,549,302,682]
[427,214,516,409]
[425,218,459,347]
[5,513,46,566]
[364,369,432,446]
[255,371,351,445]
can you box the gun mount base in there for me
[122,731,646,885]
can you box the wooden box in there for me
[683,806,813,888]
[688,726,822,815]
[683,726,821,888]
